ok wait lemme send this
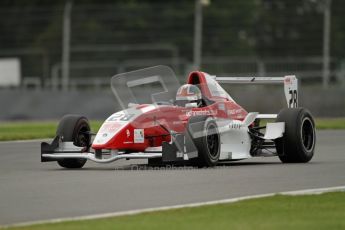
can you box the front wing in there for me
[41,134,198,164]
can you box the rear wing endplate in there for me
[216,76,298,108]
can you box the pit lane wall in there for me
[0,86,344,120]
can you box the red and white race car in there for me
[41,65,316,168]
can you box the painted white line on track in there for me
[2,185,345,229]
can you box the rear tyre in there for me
[275,108,316,163]
[188,116,220,167]
[56,114,91,169]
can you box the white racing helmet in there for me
[176,84,202,106]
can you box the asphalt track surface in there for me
[0,130,344,226]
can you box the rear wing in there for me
[216,75,298,108]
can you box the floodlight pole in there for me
[193,0,203,70]
[62,0,72,91]
[322,0,331,89]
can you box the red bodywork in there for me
[92,71,248,152]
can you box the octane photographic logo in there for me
[110,66,182,130]
[109,66,203,155]
[127,164,231,171]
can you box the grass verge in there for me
[5,192,345,230]
[0,121,103,141]
[315,118,345,130]
[0,118,344,141]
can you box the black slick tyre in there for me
[56,114,91,169]
[187,116,220,167]
[275,108,316,163]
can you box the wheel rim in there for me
[301,117,315,152]
[206,123,219,159]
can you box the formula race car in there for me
[41,65,316,168]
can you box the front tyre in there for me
[56,114,91,169]
[275,108,316,163]
[188,116,220,167]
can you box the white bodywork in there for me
[216,112,285,160]
[263,122,285,139]
[219,120,252,160]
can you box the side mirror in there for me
[185,102,198,108]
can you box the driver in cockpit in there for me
[175,84,203,107]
